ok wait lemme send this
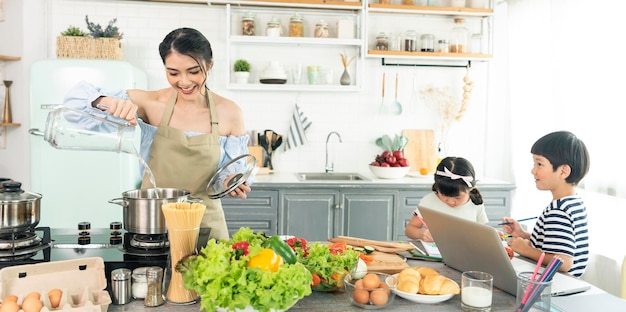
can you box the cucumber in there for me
[363,246,375,254]
[353,247,365,253]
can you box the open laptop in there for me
[418,206,591,296]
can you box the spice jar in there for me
[404,30,417,52]
[375,32,389,50]
[132,267,149,299]
[111,268,132,305]
[450,18,469,53]
[144,266,164,307]
[438,39,450,53]
[420,34,435,52]
[241,11,255,36]
[314,20,329,38]
[289,12,304,37]
[266,17,281,37]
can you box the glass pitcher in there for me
[30,106,137,154]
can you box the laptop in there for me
[418,206,591,296]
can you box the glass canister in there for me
[266,17,281,37]
[241,11,255,36]
[404,30,417,52]
[289,12,304,37]
[471,33,484,53]
[132,267,149,299]
[420,34,435,52]
[438,39,450,53]
[144,266,164,307]
[450,18,469,53]
[390,32,402,51]
[314,20,329,38]
[375,32,389,50]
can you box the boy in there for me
[501,131,590,277]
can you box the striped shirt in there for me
[530,195,589,277]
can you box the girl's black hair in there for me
[531,131,590,185]
[432,156,483,205]
[158,28,213,92]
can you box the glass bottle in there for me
[314,20,329,38]
[241,11,255,36]
[144,266,164,307]
[289,12,304,37]
[450,18,469,53]
[404,30,417,52]
[438,39,450,53]
[375,32,389,50]
[266,17,281,37]
[420,34,435,52]
[132,267,148,299]
[471,33,484,53]
[390,32,402,51]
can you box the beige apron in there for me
[141,90,229,240]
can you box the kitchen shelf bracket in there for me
[381,58,470,68]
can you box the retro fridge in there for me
[29,59,148,229]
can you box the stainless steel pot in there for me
[0,181,42,233]
[109,188,202,235]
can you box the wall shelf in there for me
[0,123,21,127]
[0,55,21,61]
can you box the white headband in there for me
[436,167,474,187]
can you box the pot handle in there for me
[108,198,128,207]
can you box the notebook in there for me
[418,205,591,296]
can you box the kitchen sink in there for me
[295,172,370,181]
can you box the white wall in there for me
[0,0,506,191]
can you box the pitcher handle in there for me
[28,128,44,136]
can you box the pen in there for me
[409,241,427,256]
[413,211,429,229]
[498,217,537,225]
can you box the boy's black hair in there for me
[530,131,590,185]
[432,156,483,205]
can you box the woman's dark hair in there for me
[158,27,213,74]
[531,131,590,185]
[432,156,483,205]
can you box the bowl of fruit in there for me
[369,150,410,179]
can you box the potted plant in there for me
[233,59,251,84]
[56,15,124,60]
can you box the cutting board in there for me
[366,251,410,274]
[402,129,436,173]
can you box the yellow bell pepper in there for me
[247,248,283,272]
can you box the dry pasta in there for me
[161,202,206,303]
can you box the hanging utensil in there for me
[378,71,387,114]
[391,68,403,115]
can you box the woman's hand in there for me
[95,96,138,126]
[228,182,251,199]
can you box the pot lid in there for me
[206,154,257,199]
[0,181,42,202]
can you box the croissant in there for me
[419,274,461,295]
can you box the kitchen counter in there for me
[106,260,533,312]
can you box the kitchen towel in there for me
[284,104,312,151]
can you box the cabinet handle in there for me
[336,204,343,209]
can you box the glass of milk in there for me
[461,271,493,311]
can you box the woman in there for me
[63,28,252,240]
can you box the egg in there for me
[362,273,381,289]
[1,295,17,303]
[21,296,43,312]
[352,288,370,304]
[370,289,389,306]
[24,292,41,301]
[48,288,63,308]
[0,300,19,312]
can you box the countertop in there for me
[107,259,554,312]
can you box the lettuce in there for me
[180,228,312,312]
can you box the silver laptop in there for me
[418,206,591,296]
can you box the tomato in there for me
[397,158,409,167]
[381,150,392,158]
[386,156,397,164]
[328,242,347,255]
[380,162,390,167]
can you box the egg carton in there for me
[0,257,111,312]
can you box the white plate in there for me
[391,274,456,304]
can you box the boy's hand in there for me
[507,237,531,256]
[500,217,523,237]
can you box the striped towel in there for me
[284,104,312,151]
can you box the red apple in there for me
[380,162,390,167]
[393,150,404,159]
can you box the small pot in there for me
[0,181,42,233]
[109,188,202,235]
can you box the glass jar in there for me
[471,33,484,53]
[438,39,450,53]
[144,266,164,307]
[375,32,389,50]
[241,11,255,36]
[390,32,402,51]
[404,30,417,52]
[132,267,149,299]
[314,20,329,38]
[420,34,435,52]
[266,17,281,37]
[289,12,304,37]
[450,18,469,53]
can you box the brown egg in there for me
[24,292,41,301]
[21,296,43,312]
[0,300,19,312]
[370,289,389,306]
[1,295,17,303]
[353,288,370,304]
[48,288,63,309]
[362,273,381,289]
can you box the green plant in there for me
[234,59,251,72]
[85,15,123,39]
[60,26,88,37]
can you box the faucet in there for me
[325,131,342,173]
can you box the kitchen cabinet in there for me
[279,189,395,241]
[212,0,365,92]
[0,55,22,148]
[222,190,279,236]
[365,1,494,64]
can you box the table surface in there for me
[107,259,523,312]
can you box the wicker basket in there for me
[56,36,123,60]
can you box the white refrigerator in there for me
[29,59,148,229]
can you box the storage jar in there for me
[289,12,304,37]
[241,11,255,36]
[450,18,468,53]
[438,39,450,53]
[471,33,484,53]
[404,30,417,52]
[266,17,281,37]
[420,34,435,52]
[314,20,329,38]
[375,32,389,50]
[132,267,149,299]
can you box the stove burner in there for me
[0,227,51,262]
[121,233,169,257]
[0,231,42,250]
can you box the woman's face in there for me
[436,190,470,208]
[163,51,208,99]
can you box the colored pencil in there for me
[517,252,545,312]
[499,217,538,225]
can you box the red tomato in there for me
[329,242,348,255]
[381,150,392,158]
[370,161,380,166]
[505,246,514,260]
[397,158,409,167]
